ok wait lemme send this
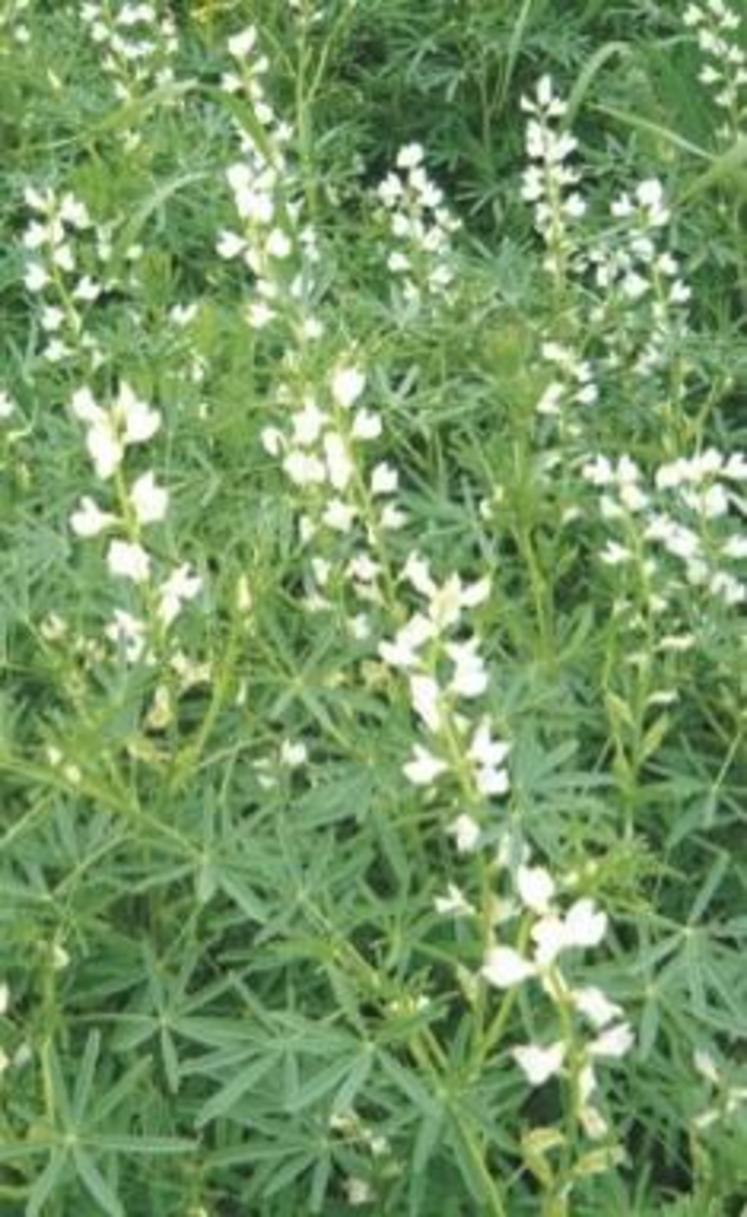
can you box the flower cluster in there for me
[583,448,747,608]
[80,2,178,110]
[375,143,461,306]
[684,0,746,140]
[535,339,598,434]
[69,382,201,660]
[480,844,634,1141]
[262,361,405,631]
[217,27,320,336]
[377,554,509,836]
[20,185,111,366]
[520,75,586,284]
[588,179,691,379]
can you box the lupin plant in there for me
[0,3,746,1216]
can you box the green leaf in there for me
[26,1150,67,1217]
[73,1148,124,1217]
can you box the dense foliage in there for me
[1,1,746,1214]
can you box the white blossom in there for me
[107,539,151,583]
[446,813,481,854]
[70,496,117,537]
[512,1041,566,1087]
[130,470,169,524]
[403,744,447,787]
[481,946,536,989]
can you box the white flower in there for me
[531,914,568,966]
[0,982,9,1016]
[323,431,353,490]
[170,302,198,326]
[24,262,50,292]
[266,228,292,259]
[130,471,169,524]
[41,305,65,331]
[107,539,151,583]
[378,613,434,669]
[292,399,325,446]
[87,420,124,479]
[397,143,424,169]
[261,426,285,457]
[434,883,474,917]
[246,300,275,329]
[284,449,326,486]
[228,25,257,58]
[73,275,101,302]
[280,739,308,768]
[70,386,102,425]
[565,898,608,948]
[117,382,161,444]
[446,813,481,854]
[580,1104,609,1140]
[380,503,407,530]
[512,1042,566,1087]
[344,1177,372,1207]
[409,674,442,732]
[351,409,382,440]
[217,229,247,259]
[158,564,202,627]
[447,639,488,697]
[403,744,447,787]
[589,1022,634,1059]
[322,499,356,532]
[330,365,365,410]
[694,1049,720,1085]
[481,946,536,989]
[370,462,398,496]
[70,496,117,537]
[475,764,510,798]
[517,865,556,914]
[0,391,16,419]
[105,610,147,663]
[468,717,511,800]
[573,986,623,1029]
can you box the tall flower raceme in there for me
[375,143,461,309]
[261,358,407,638]
[520,75,586,290]
[377,554,506,837]
[582,449,747,610]
[68,382,202,687]
[521,80,692,451]
[684,0,746,142]
[587,179,692,395]
[521,77,599,445]
[220,29,404,638]
[217,26,322,340]
[478,843,634,1154]
[19,185,112,368]
[79,2,179,110]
